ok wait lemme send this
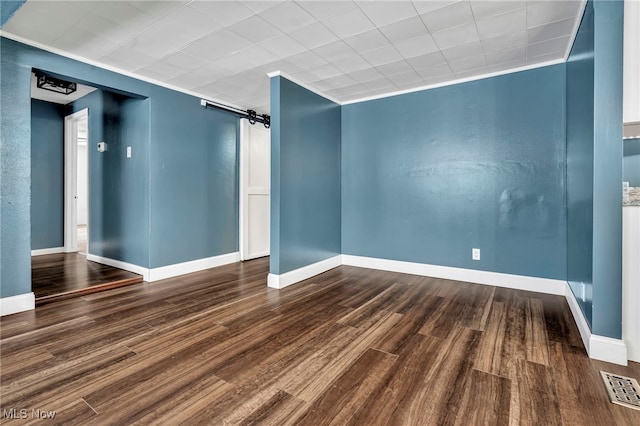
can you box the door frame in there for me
[63,108,88,253]
[239,118,270,261]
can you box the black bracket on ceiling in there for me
[35,72,77,95]
[200,99,270,129]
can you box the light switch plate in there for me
[127,146,132,158]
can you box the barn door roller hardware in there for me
[200,99,270,129]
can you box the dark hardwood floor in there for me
[31,253,142,305]
[2,257,639,424]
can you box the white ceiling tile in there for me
[227,15,282,43]
[449,55,486,74]
[308,63,343,81]
[73,13,139,45]
[527,17,576,44]
[335,83,369,96]
[388,70,422,86]
[241,1,284,13]
[130,1,189,18]
[84,1,157,30]
[485,47,526,65]
[422,73,456,86]
[123,21,198,59]
[318,74,358,89]
[394,34,440,59]
[348,67,385,83]
[189,1,254,28]
[526,0,582,28]
[440,41,484,62]
[485,58,527,73]
[343,29,389,53]
[162,5,223,39]
[52,27,119,60]
[213,45,279,70]
[182,29,253,63]
[359,0,419,27]
[412,0,459,15]
[414,62,453,79]
[136,60,185,80]
[360,45,403,66]
[431,22,480,50]
[313,40,357,62]
[476,8,526,40]
[406,51,447,69]
[259,2,317,32]
[362,77,397,91]
[322,7,375,38]
[159,51,209,71]
[526,35,571,58]
[481,31,527,54]
[289,22,340,49]
[332,55,372,73]
[3,3,86,45]
[287,51,328,70]
[526,51,565,64]
[99,46,157,71]
[296,1,357,20]
[421,1,474,33]
[379,16,429,43]
[376,60,416,77]
[259,34,308,57]
[469,0,526,20]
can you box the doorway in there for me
[64,108,89,255]
[240,118,271,261]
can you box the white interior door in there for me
[240,119,270,260]
[64,108,88,253]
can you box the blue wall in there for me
[623,138,640,187]
[30,99,65,250]
[342,65,567,280]
[591,0,623,339]
[149,90,238,268]
[566,1,595,327]
[1,37,239,298]
[270,76,341,275]
[0,0,26,27]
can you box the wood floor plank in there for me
[2,259,639,425]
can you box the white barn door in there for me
[240,119,270,260]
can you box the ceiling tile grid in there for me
[1,0,585,111]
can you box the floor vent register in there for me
[600,371,640,411]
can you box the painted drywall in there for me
[148,88,238,268]
[1,37,239,298]
[0,0,26,27]
[270,76,341,275]
[566,0,595,328]
[30,99,65,250]
[591,0,624,339]
[624,138,640,187]
[342,64,567,280]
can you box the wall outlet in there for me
[127,146,132,158]
[472,248,480,260]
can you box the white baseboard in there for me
[341,255,566,295]
[0,292,35,316]
[564,283,628,366]
[86,252,241,283]
[86,254,151,281]
[267,255,342,289]
[31,247,65,256]
[148,252,240,282]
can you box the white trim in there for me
[148,252,240,282]
[341,59,565,105]
[86,254,151,282]
[64,108,88,253]
[589,335,628,366]
[239,118,248,261]
[0,31,244,112]
[266,70,341,105]
[0,292,35,316]
[564,0,588,61]
[341,255,566,295]
[564,282,592,353]
[267,255,342,289]
[563,282,628,365]
[31,247,65,256]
